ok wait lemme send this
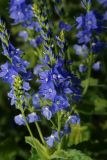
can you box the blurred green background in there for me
[0,0,107,160]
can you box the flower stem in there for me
[57,112,62,150]
[83,52,93,95]
[35,122,45,145]
[20,109,38,151]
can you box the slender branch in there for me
[35,122,45,145]
[83,52,93,95]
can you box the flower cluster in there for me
[0,20,41,126]
[10,0,34,25]
[73,0,106,73]
[0,4,81,147]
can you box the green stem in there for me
[50,120,58,130]
[20,109,38,151]
[35,122,45,145]
[57,112,62,150]
[83,52,93,95]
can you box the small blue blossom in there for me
[45,134,55,147]
[10,2,34,24]
[11,0,25,5]
[52,95,69,113]
[14,114,25,125]
[8,89,17,105]
[76,30,92,44]
[19,31,28,41]
[76,11,98,31]
[64,124,71,134]
[67,114,80,124]
[73,44,89,57]
[97,0,107,7]
[39,82,56,100]
[27,112,40,123]
[39,70,51,84]
[92,61,101,71]
[30,36,43,48]
[42,107,52,120]
[0,63,18,84]
[23,82,31,91]
[103,12,107,20]
[45,130,63,147]
[59,21,72,31]
[79,64,87,73]
[92,40,106,53]
[32,94,40,108]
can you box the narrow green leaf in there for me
[25,136,50,160]
[51,149,92,160]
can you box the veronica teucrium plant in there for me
[0,0,106,159]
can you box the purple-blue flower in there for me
[45,131,63,147]
[59,21,72,31]
[52,95,69,113]
[39,82,56,100]
[42,107,52,120]
[76,30,92,44]
[32,94,40,108]
[19,31,28,41]
[67,114,80,124]
[14,114,25,125]
[92,61,101,71]
[73,44,89,57]
[30,36,43,48]
[97,0,107,7]
[79,64,87,73]
[23,82,31,91]
[27,112,40,123]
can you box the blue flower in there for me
[39,70,51,84]
[23,82,31,91]
[45,131,63,147]
[27,112,40,123]
[14,114,25,125]
[103,11,107,20]
[10,1,34,24]
[85,11,97,30]
[8,89,17,105]
[64,124,71,134]
[79,64,87,73]
[59,21,72,31]
[92,61,101,71]
[76,15,84,29]
[30,36,43,48]
[19,31,28,41]
[42,107,52,120]
[0,63,18,84]
[76,30,92,44]
[67,114,80,124]
[11,0,25,5]
[52,95,69,113]
[97,0,107,7]
[45,134,55,147]
[92,40,106,53]
[32,94,40,108]
[39,82,56,100]
[73,44,89,57]
[76,11,98,31]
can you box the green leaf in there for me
[94,97,107,113]
[82,78,98,88]
[68,125,90,146]
[25,136,50,160]
[51,149,92,160]
[28,148,41,160]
